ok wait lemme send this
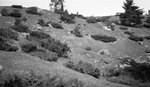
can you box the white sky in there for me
[0,0,149,16]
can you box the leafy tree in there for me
[50,0,64,12]
[120,0,143,27]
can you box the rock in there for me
[0,65,3,72]
[103,26,111,31]
[48,23,53,28]
[0,13,2,16]
[98,49,110,56]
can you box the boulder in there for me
[98,49,110,56]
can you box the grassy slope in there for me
[0,6,150,87]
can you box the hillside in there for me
[0,5,150,87]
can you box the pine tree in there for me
[120,0,143,27]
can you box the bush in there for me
[143,23,150,28]
[37,19,49,27]
[51,22,63,29]
[41,38,70,58]
[124,31,134,35]
[144,48,150,53]
[65,61,101,78]
[144,35,150,40]
[128,35,144,42]
[65,61,100,78]
[21,43,37,53]
[29,31,50,39]
[91,34,117,43]
[86,17,97,23]
[60,15,75,24]
[0,72,85,87]
[120,58,150,82]
[0,37,18,51]
[71,25,83,37]
[1,8,10,16]
[30,51,59,62]
[0,27,19,40]
[26,7,42,15]
[10,24,30,33]
[119,27,128,30]
[85,46,92,51]
[11,5,23,9]
[10,10,22,17]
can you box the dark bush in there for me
[51,22,63,29]
[91,34,117,43]
[11,24,30,33]
[11,5,23,9]
[143,23,150,28]
[124,31,134,35]
[71,25,83,37]
[144,48,150,53]
[29,31,49,39]
[0,37,18,51]
[15,18,22,25]
[21,16,27,21]
[0,27,19,40]
[86,17,97,23]
[96,16,110,22]
[65,61,101,78]
[37,19,49,27]
[1,8,10,16]
[26,7,42,15]
[85,46,92,51]
[10,10,22,17]
[30,51,59,62]
[128,35,144,42]
[144,35,150,40]
[60,15,75,24]
[0,72,84,87]
[41,38,70,58]
[119,27,128,30]
[121,58,150,82]
[21,43,37,53]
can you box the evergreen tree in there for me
[120,0,143,27]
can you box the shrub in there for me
[26,7,42,15]
[21,16,27,21]
[128,35,144,42]
[91,34,117,43]
[21,43,37,53]
[41,38,70,58]
[0,37,18,51]
[10,24,30,33]
[0,27,19,40]
[10,10,22,17]
[65,61,101,79]
[0,72,85,87]
[1,8,10,16]
[71,25,83,37]
[29,31,50,39]
[86,17,97,23]
[144,35,150,40]
[144,48,150,53]
[30,51,59,62]
[60,15,75,24]
[124,31,134,35]
[11,5,23,9]
[143,23,150,28]
[119,27,128,30]
[37,19,49,27]
[51,22,63,29]
[121,58,150,82]
[96,16,110,22]
[85,46,92,51]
